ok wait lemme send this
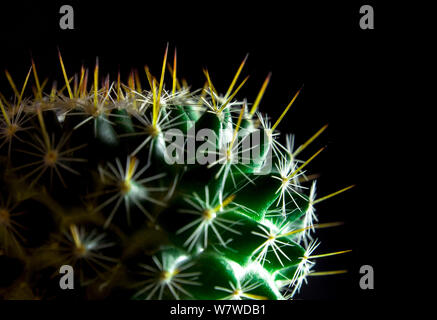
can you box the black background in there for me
[0,0,394,306]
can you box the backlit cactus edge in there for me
[0,47,354,300]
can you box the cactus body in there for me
[0,51,352,300]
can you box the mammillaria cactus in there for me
[0,46,354,300]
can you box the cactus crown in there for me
[0,47,353,300]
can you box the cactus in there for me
[0,47,354,300]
